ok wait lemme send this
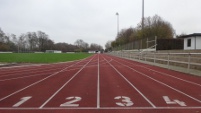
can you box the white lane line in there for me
[141,66,201,87]
[0,67,64,78]
[0,67,87,82]
[39,56,95,109]
[0,59,85,102]
[116,57,201,87]
[0,68,63,81]
[0,106,201,110]
[0,59,81,70]
[0,64,42,69]
[99,59,113,65]
[0,73,49,82]
[113,59,201,104]
[97,54,100,108]
[103,56,156,108]
[0,60,82,77]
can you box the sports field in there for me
[0,53,92,63]
[0,54,200,113]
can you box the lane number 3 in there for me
[114,96,134,107]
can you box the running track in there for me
[0,54,201,113]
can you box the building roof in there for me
[180,33,201,38]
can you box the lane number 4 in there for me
[163,96,186,106]
[114,96,134,107]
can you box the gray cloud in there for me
[0,0,201,48]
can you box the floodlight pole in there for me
[116,12,119,35]
[139,0,144,50]
[142,0,144,30]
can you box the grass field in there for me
[0,53,93,63]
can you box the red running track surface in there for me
[0,54,200,113]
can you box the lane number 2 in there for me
[13,96,32,107]
[163,96,186,106]
[114,96,134,107]
[60,96,82,107]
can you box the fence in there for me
[112,37,157,51]
[110,51,201,74]
[112,37,184,51]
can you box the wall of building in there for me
[196,36,201,49]
[184,37,196,50]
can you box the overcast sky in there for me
[0,0,201,48]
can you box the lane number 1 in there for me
[13,96,32,107]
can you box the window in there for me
[187,39,191,47]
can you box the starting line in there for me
[0,107,201,110]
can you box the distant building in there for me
[46,50,62,53]
[180,33,201,50]
[88,50,100,54]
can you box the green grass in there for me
[0,53,93,63]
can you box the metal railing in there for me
[110,51,201,73]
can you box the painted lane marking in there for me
[114,96,134,107]
[118,57,201,87]
[13,96,32,107]
[103,57,156,108]
[60,96,81,107]
[97,54,100,108]
[163,96,177,104]
[0,66,64,78]
[0,106,201,110]
[39,56,95,109]
[163,96,186,106]
[0,57,88,77]
[113,59,201,104]
[0,59,86,102]
[0,73,50,82]
[57,68,81,73]
[140,66,201,87]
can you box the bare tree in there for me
[0,28,5,43]
[74,39,84,48]
[0,29,17,51]
[105,40,112,51]
[136,14,175,39]
[74,39,89,52]
[18,34,27,52]
[44,39,54,50]
[26,32,38,51]
[10,34,18,52]
[0,29,9,51]
[111,15,175,49]
[89,43,102,50]
[55,42,78,52]
[37,31,49,52]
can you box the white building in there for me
[181,33,201,50]
[88,50,100,53]
[46,50,62,53]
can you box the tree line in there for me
[0,28,103,53]
[105,15,175,51]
